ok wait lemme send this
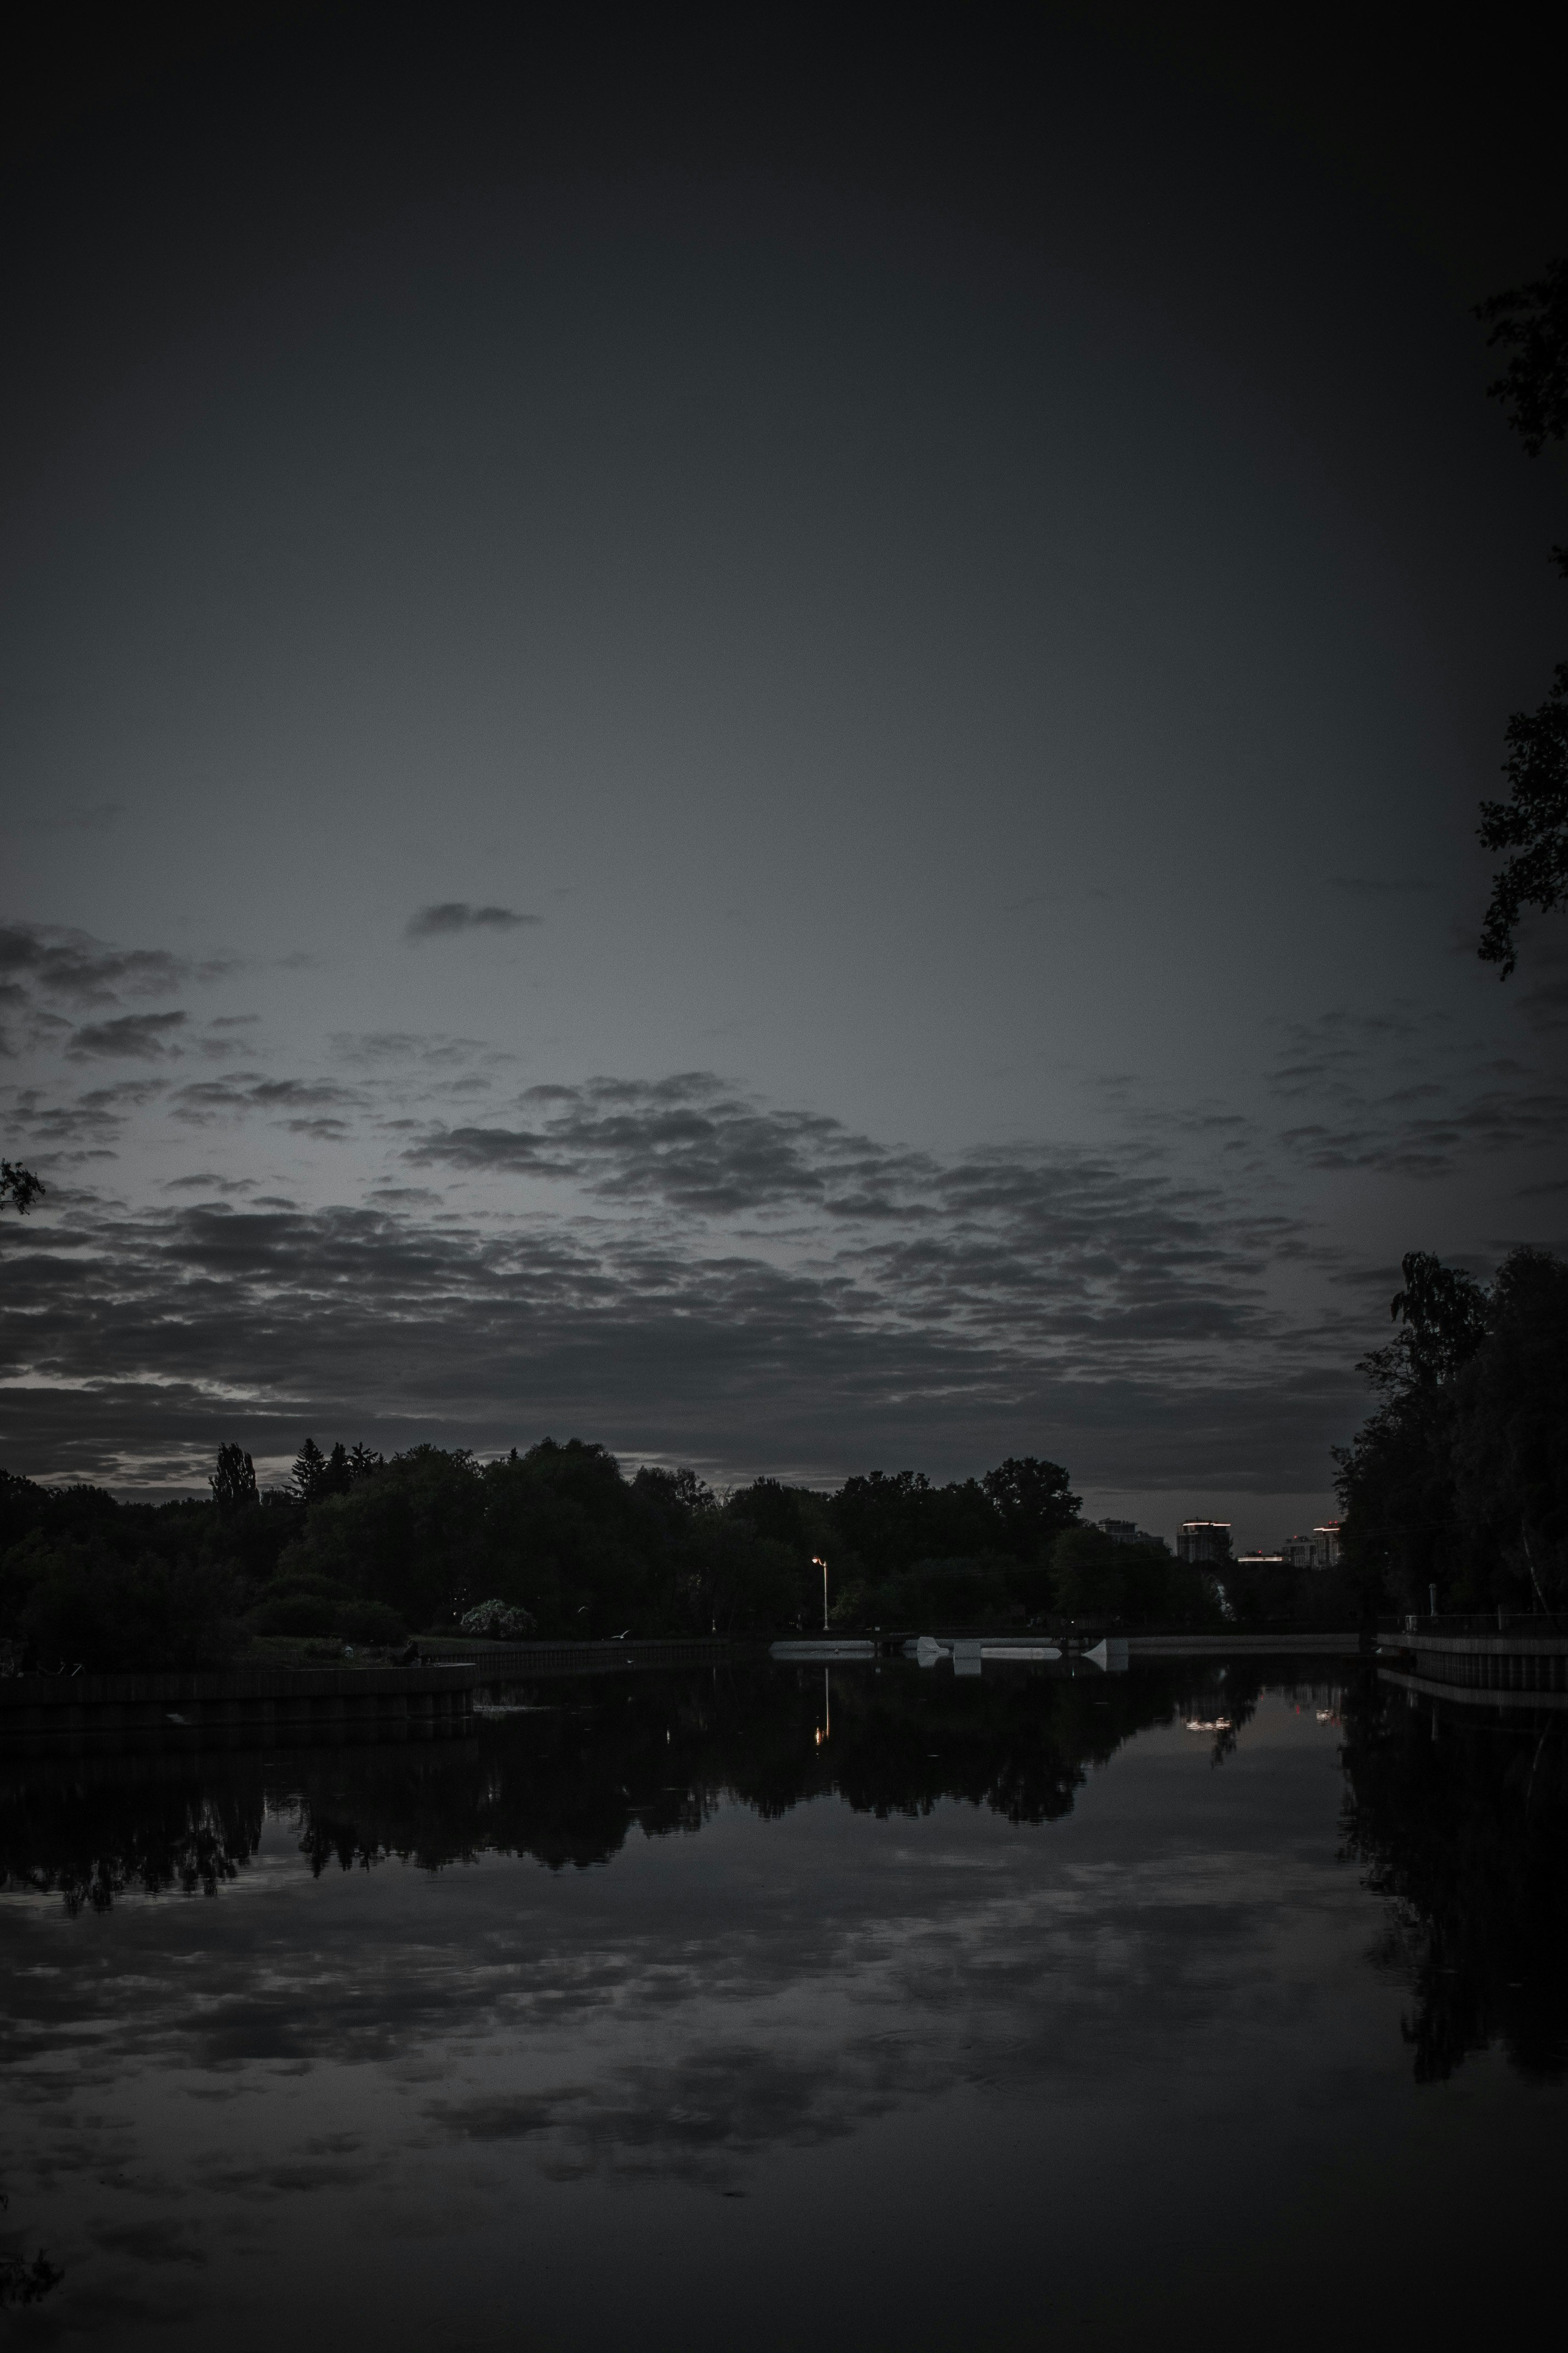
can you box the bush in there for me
[245,1573,404,1645]
[459,1599,537,1639]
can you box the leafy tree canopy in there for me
[1,1159,43,1215]
[1335,1245,1568,1612]
[0,1436,1100,1658]
[210,1442,258,1512]
[1474,256,1568,975]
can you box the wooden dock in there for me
[0,1663,477,1758]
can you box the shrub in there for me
[459,1599,537,1639]
[245,1572,404,1645]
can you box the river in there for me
[2,1655,1563,2347]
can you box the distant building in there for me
[1178,1520,1232,1565]
[1282,1523,1343,1570]
[1236,1551,1284,1566]
[1097,1517,1167,1549]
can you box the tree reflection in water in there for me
[1340,1676,1568,2084]
[0,1764,263,1916]
[8,1658,1565,2090]
[2,1659,1253,1906]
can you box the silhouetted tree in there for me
[1480,254,1568,457]
[1475,256,1568,973]
[982,1455,1080,1556]
[1478,661,1568,974]
[0,2185,61,2310]
[210,1442,258,1511]
[1051,1523,1221,1629]
[2,1530,242,1671]
[290,1437,329,1503]
[1335,1245,1568,1611]
[1,1159,43,1215]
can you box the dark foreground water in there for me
[2,1657,1565,2349]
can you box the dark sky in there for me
[2,2,1565,1537]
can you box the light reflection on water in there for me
[1,1659,1564,2349]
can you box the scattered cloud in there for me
[0,919,227,1007]
[67,1011,188,1061]
[2,1081,166,1154]
[3,934,1559,1494]
[1267,1005,1568,1179]
[169,1076,363,1127]
[405,902,538,940]
[0,1075,1358,1490]
[328,1030,501,1068]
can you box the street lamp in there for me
[812,1555,828,1632]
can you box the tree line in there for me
[1336,1244,1568,1613]
[0,1440,1240,1671]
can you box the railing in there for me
[1399,1612,1568,1639]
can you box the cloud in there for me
[1,1081,166,1154]
[0,920,224,1008]
[169,1076,363,1128]
[405,903,538,940]
[0,1107,1357,1493]
[0,921,241,1067]
[1267,1006,1568,1179]
[328,1030,501,1068]
[406,1081,1300,1366]
[66,1012,188,1061]
[410,1073,920,1215]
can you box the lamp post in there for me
[812,1555,828,1632]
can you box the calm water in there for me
[2,1657,1564,2349]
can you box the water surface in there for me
[2,1658,1563,2348]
